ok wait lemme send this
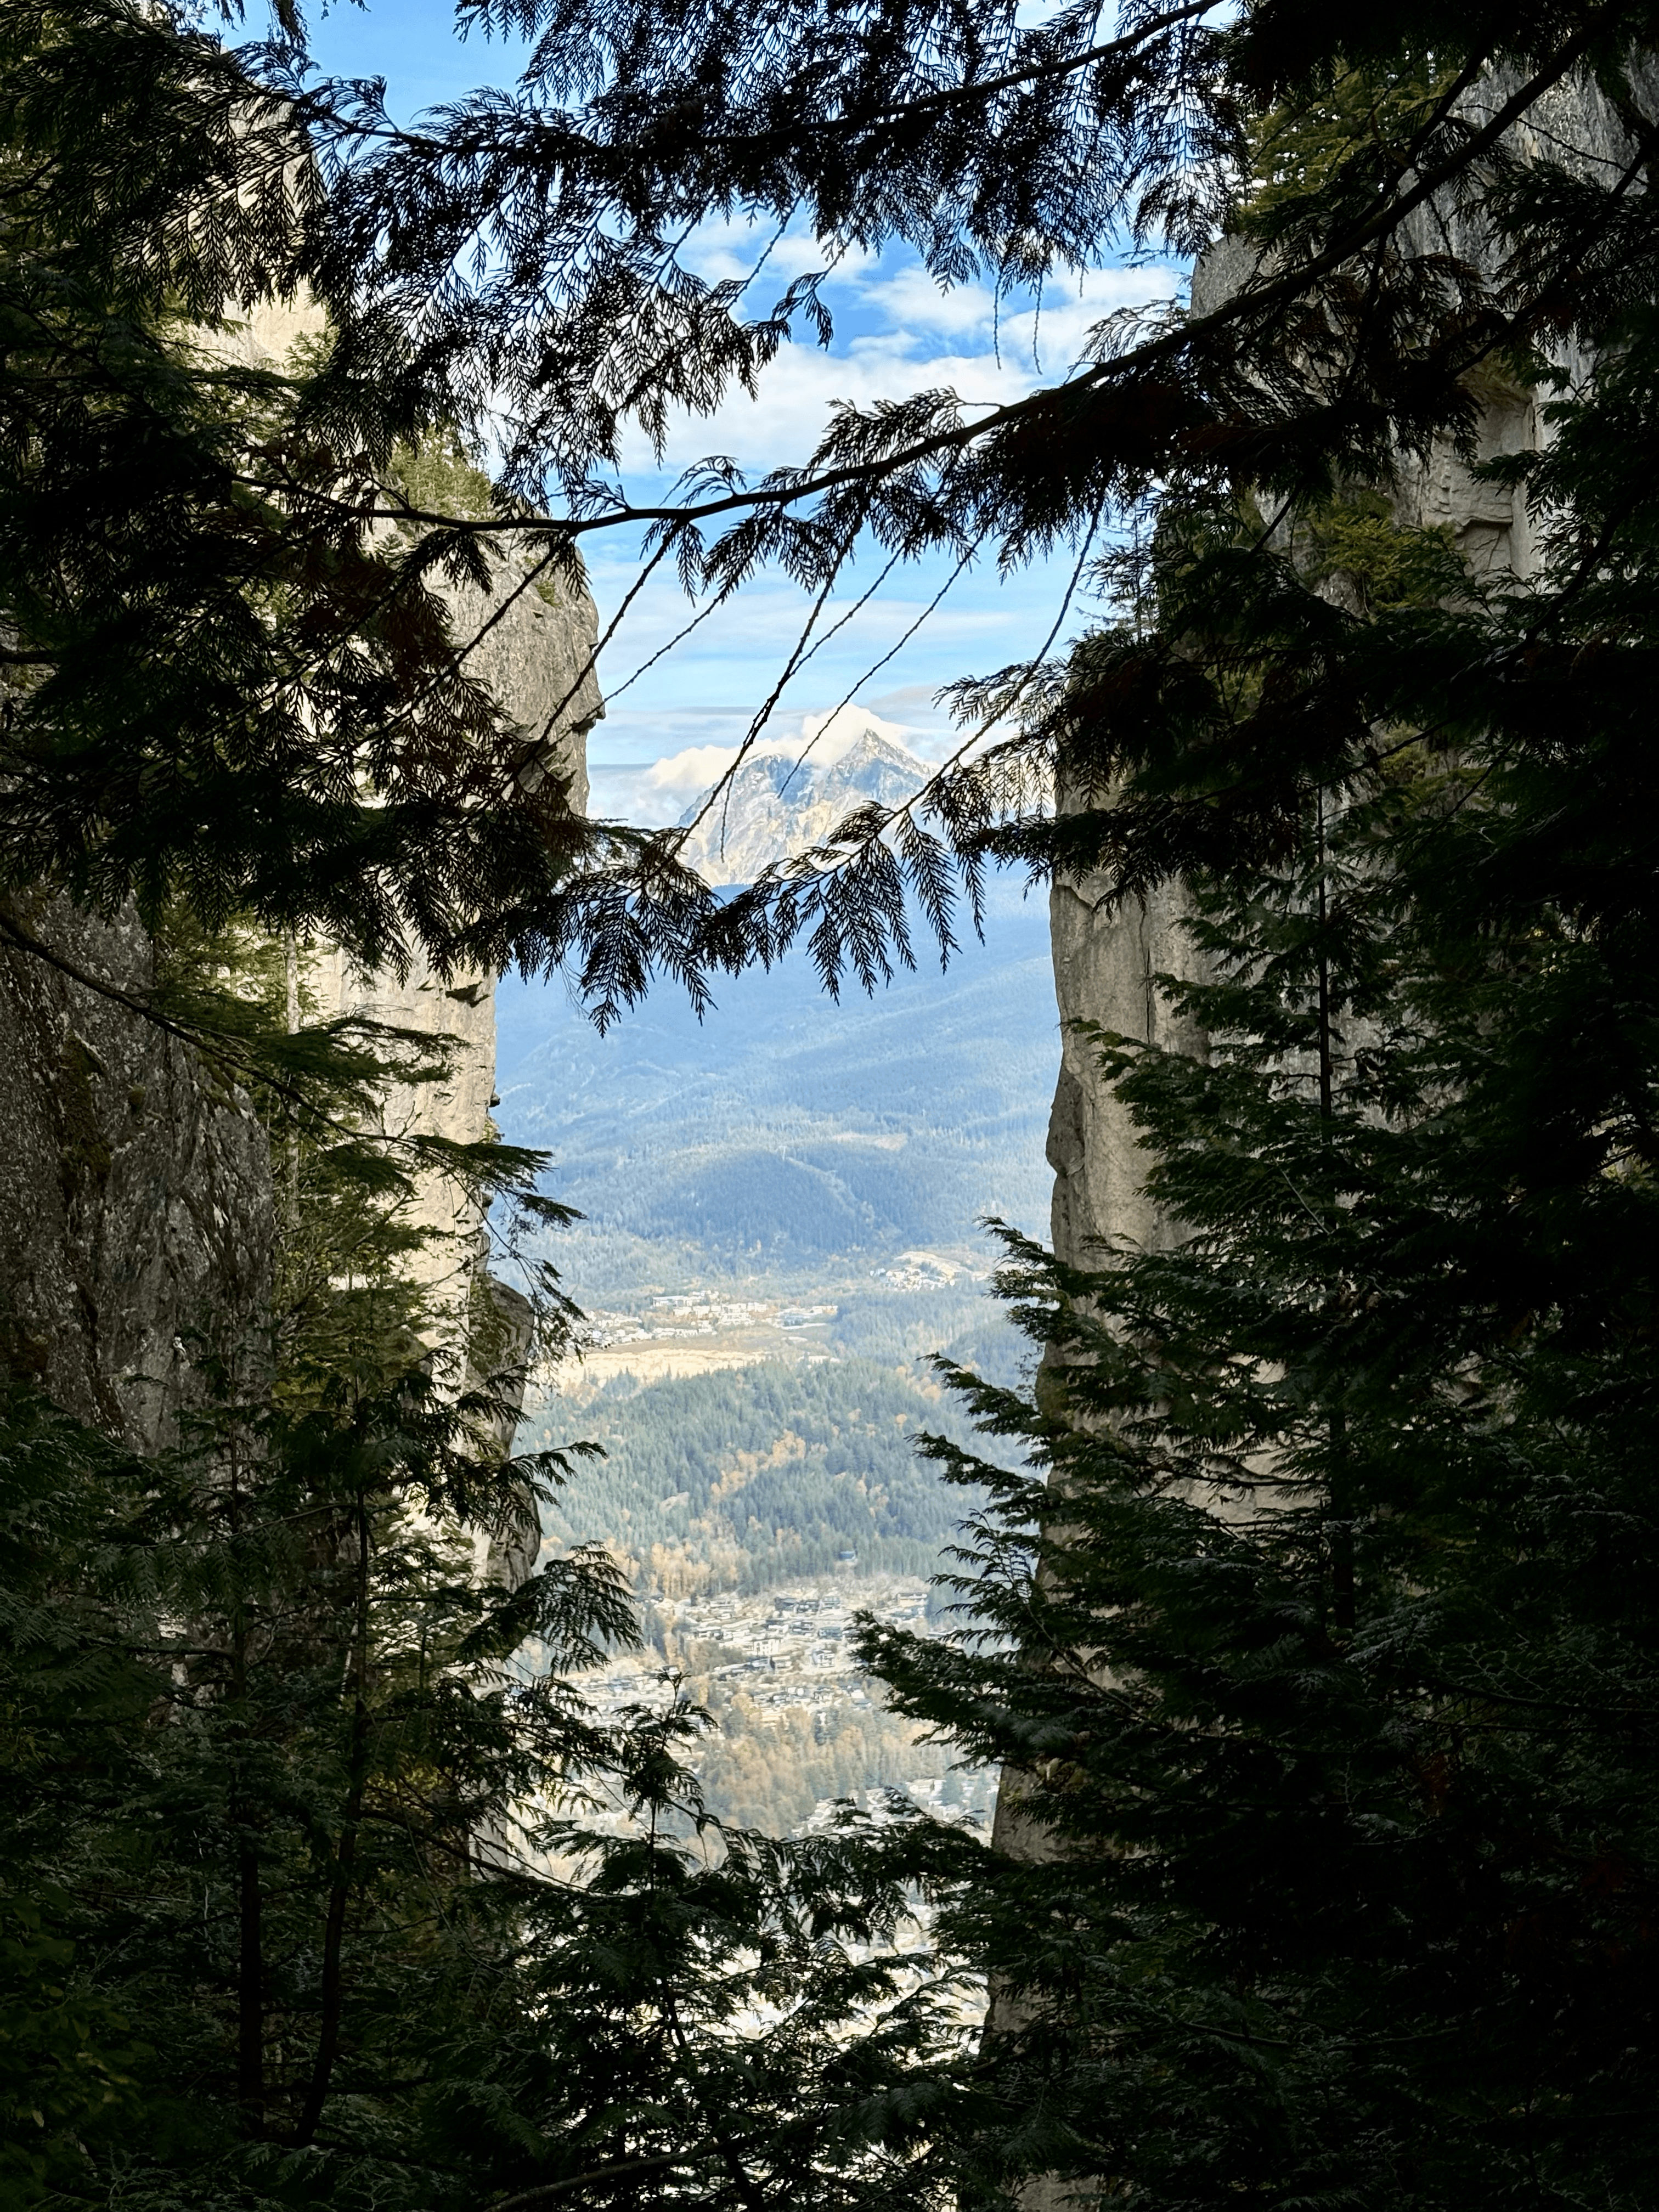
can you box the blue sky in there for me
[303,0,1182,820]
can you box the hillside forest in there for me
[523,1357,1004,1833]
[529,1359,990,1598]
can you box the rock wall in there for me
[228,296,604,1384]
[2,294,605,1459]
[1043,68,1627,1284]
[305,546,602,1385]
[0,898,275,1449]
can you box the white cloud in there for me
[574,557,1035,722]
[616,261,1182,478]
[300,19,1152,793]
[868,681,945,713]
[640,706,921,802]
[797,704,919,761]
[614,336,1020,478]
[992,264,1183,374]
[848,260,1178,352]
[590,678,1042,822]
[645,742,742,796]
[679,217,872,285]
[857,267,1000,338]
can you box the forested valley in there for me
[534,1360,988,1596]
[523,1358,1006,1835]
[9,0,1659,2207]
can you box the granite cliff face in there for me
[1043,70,1630,1284]
[0,369,602,1452]
[306,545,603,1365]
[0,898,275,1449]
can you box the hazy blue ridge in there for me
[494,871,1060,1293]
[497,748,1059,1611]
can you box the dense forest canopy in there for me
[8,0,1659,2206]
[530,1357,992,1592]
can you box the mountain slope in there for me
[495,870,1057,1301]
[675,727,929,885]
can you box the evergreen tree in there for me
[0,1363,979,2209]
[862,400,1659,2200]
[0,1024,973,2209]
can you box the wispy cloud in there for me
[613,234,1183,476]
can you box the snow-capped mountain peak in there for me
[676,723,930,884]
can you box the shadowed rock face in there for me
[0,897,275,1449]
[0,554,600,1453]
[1042,67,1634,1283]
[304,552,603,1588]
[0,298,604,1451]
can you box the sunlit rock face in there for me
[305,546,603,1372]
[1042,68,1633,1285]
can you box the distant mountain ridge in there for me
[678,726,928,885]
[494,866,1057,1308]
[496,710,1056,1357]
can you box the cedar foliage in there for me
[0,0,701,1023]
[16,0,1659,1012]
[293,0,1659,1002]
